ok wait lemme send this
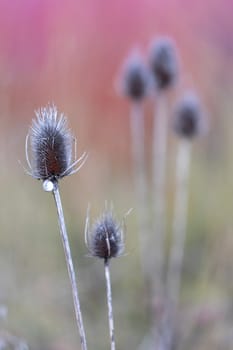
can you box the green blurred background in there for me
[0,0,233,349]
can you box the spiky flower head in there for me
[120,50,151,101]
[85,209,124,261]
[172,92,205,139]
[26,105,86,189]
[149,37,178,90]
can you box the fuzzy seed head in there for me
[173,92,205,139]
[28,105,74,181]
[120,51,150,101]
[149,37,178,90]
[86,211,124,260]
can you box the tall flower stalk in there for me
[130,101,149,276]
[168,92,206,306]
[163,92,206,349]
[85,206,126,350]
[25,105,88,350]
[157,139,192,350]
[167,139,191,309]
[151,92,169,291]
[119,50,151,278]
[149,37,179,296]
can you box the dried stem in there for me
[158,139,191,350]
[53,184,87,350]
[104,259,116,350]
[130,102,150,276]
[152,94,168,293]
[167,139,191,309]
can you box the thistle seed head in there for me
[86,209,124,261]
[149,37,178,90]
[26,105,75,182]
[120,51,151,101]
[173,92,205,139]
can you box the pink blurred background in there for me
[0,0,232,171]
[0,0,232,126]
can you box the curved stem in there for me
[53,184,87,350]
[104,259,116,350]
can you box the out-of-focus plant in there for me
[158,91,207,350]
[148,37,179,297]
[0,305,29,350]
[117,50,151,279]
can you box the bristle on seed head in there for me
[149,37,178,90]
[86,210,124,261]
[173,92,206,139]
[26,104,75,182]
[120,50,151,101]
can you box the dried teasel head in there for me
[172,92,206,139]
[85,206,129,262]
[149,37,178,91]
[119,50,151,101]
[25,104,87,189]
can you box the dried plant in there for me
[118,49,151,278]
[149,37,179,296]
[25,104,88,350]
[168,92,206,301]
[85,205,129,350]
[160,92,207,350]
[149,37,178,91]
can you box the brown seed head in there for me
[120,51,151,101]
[86,210,124,261]
[149,37,178,90]
[173,92,206,139]
[27,105,74,182]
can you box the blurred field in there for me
[0,1,233,349]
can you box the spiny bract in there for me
[26,105,80,182]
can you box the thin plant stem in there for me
[104,259,116,350]
[53,184,87,350]
[167,139,191,309]
[130,102,150,277]
[152,93,168,293]
[158,139,191,350]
